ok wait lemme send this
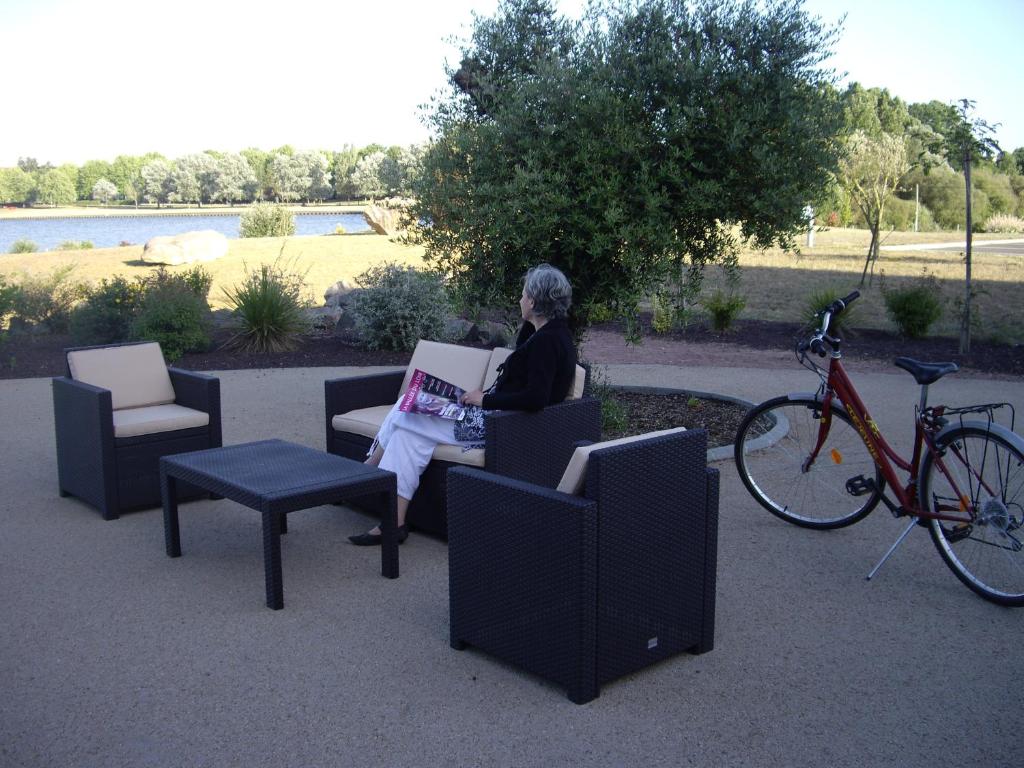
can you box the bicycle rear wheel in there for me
[919,425,1024,606]
[734,395,883,529]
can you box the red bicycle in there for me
[734,292,1024,606]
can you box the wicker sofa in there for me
[447,428,719,704]
[52,341,222,520]
[324,339,600,538]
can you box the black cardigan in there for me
[482,318,577,412]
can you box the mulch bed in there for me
[4,318,1018,449]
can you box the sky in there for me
[1,0,1022,168]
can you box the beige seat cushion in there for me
[332,405,394,439]
[331,405,484,467]
[112,404,209,438]
[556,427,687,496]
[67,342,176,410]
[400,340,492,393]
[432,443,485,467]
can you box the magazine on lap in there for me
[399,369,468,420]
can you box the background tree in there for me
[91,178,118,204]
[35,167,77,206]
[331,146,361,199]
[839,130,911,284]
[211,153,259,204]
[241,148,273,201]
[351,151,390,199]
[170,153,218,206]
[295,151,332,203]
[267,152,308,202]
[77,160,113,201]
[411,0,843,337]
[0,167,35,204]
[109,154,150,207]
[938,99,1000,354]
[141,159,172,206]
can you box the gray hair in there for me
[523,264,572,320]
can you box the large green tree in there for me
[410,0,843,337]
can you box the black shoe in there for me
[348,525,409,546]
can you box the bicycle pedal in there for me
[845,475,876,497]
[942,523,972,542]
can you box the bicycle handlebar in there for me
[800,291,861,359]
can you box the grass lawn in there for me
[1,225,1021,344]
[0,233,426,310]
[701,228,1023,344]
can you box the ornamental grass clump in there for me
[222,259,310,353]
[802,286,861,337]
[701,290,746,332]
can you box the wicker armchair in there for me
[53,341,222,520]
[325,367,601,539]
[447,428,719,704]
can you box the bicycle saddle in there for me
[893,356,960,385]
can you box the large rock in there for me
[142,230,229,266]
[323,279,359,308]
[363,204,405,236]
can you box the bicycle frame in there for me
[810,353,972,525]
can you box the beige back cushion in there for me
[556,427,687,496]
[483,347,513,390]
[571,364,586,399]
[67,342,176,411]
[483,349,584,400]
[400,340,492,394]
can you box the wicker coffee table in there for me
[160,439,398,609]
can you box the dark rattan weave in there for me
[447,429,719,704]
[325,372,601,538]
[160,439,398,610]
[53,342,222,520]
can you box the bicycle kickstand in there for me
[866,518,919,581]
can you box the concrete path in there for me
[1,363,1021,768]
[882,237,1024,255]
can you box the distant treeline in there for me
[0,144,422,209]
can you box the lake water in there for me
[0,211,371,252]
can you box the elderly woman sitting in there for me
[349,263,578,545]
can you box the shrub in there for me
[239,202,296,238]
[701,290,745,332]
[130,281,212,362]
[586,364,628,436]
[9,239,37,254]
[585,301,615,324]
[802,286,861,338]
[57,240,94,250]
[0,275,15,334]
[881,271,943,339]
[70,276,143,344]
[8,265,85,333]
[348,263,450,351]
[650,293,673,334]
[983,213,1024,233]
[222,261,310,353]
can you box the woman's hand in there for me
[459,389,485,407]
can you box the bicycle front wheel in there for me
[920,425,1024,606]
[734,395,883,529]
